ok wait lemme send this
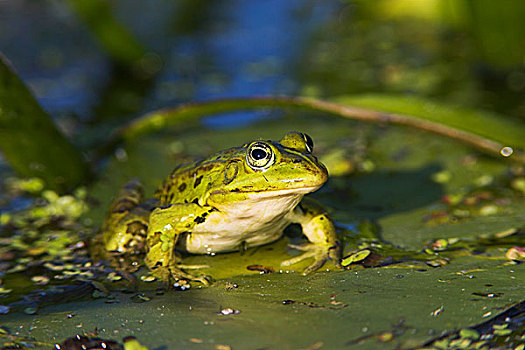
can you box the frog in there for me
[100,131,341,284]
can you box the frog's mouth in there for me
[231,184,323,198]
[210,184,321,197]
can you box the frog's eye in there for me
[301,133,314,153]
[247,142,275,170]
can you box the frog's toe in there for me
[170,268,212,286]
[172,274,211,289]
[177,263,210,270]
[192,274,213,286]
[329,244,343,269]
[282,243,342,275]
[281,246,316,267]
[281,243,320,269]
[302,257,328,275]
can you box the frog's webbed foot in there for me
[281,242,342,275]
[150,264,212,287]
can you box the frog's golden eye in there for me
[301,133,314,153]
[246,142,275,170]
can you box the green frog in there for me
[100,132,341,284]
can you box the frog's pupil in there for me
[302,133,314,153]
[252,148,267,160]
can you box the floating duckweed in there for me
[0,213,11,225]
[493,328,512,336]
[479,205,498,216]
[432,170,451,183]
[18,257,33,264]
[447,238,459,245]
[474,340,488,349]
[459,328,480,340]
[7,264,26,274]
[42,190,59,202]
[5,177,45,193]
[511,177,525,194]
[341,249,371,267]
[140,275,157,282]
[214,345,232,350]
[474,175,493,187]
[131,293,152,303]
[424,248,436,255]
[449,338,471,349]
[79,271,94,278]
[62,270,81,276]
[107,272,122,281]
[432,238,448,250]
[433,339,449,349]
[360,160,375,172]
[492,323,509,330]
[44,262,65,271]
[446,193,464,205]
[31,275,50,285]
[494,228,518,238]
[161,242,169,252]
[27,247,47,256]
[74,187,87,199]
[453,209,470,218]
[378,332,393,342]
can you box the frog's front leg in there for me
[145,203,211,285]
[282,197,342,274]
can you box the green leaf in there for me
[0,55,91,192]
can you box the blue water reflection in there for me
[0,1,337,128]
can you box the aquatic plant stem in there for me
[115,96,525,165]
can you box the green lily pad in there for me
[1,114,524,348]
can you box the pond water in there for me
[2,1,524,127]
[1,1,336,126]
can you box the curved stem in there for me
[109,95,525,165]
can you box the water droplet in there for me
[115,148,128,161]
[500,147,513,157]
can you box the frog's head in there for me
[207,132,328,205]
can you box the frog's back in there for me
[155,147,244,205]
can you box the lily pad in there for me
[1,115,524,348]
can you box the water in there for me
[0,1,337,127]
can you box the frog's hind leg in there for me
[108,178,144,214]
[92,179,155,274]
[99,179,154,253]
[145,203,213,286]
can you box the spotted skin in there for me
[100,132,341,284]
